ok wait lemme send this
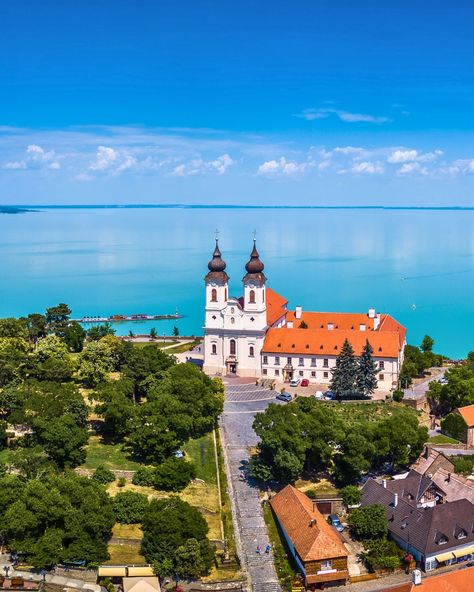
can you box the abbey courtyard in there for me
[202,239,406,393]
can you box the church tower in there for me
[204,239,229,327]
[242,239,267,330]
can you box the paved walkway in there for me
[219,380,281,592]
[404,368,447,399]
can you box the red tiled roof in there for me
[262,327,402,358]
[382,567,474,592]
[270,485,348,562]
[457,404,474,427]
[266,288,288,326]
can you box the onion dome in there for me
[205,239,229,282]
[245,240,265,274]
[208,240,227,272]
[243,239,266,284]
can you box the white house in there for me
[203,240,406,390]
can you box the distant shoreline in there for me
[6,204,474,211]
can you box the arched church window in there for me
[225,288,227,300]
[231,317,235,324]
[231,307,235,313]
[249,290,255,303]
[249,345,255,357]
[262,290,265,303]
[230,339,236,355]
[211,343,217,355]
[211,288,217,302]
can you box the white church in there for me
[203,240,406,391]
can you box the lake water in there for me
[0,206,473,358]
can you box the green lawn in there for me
[428,434,460,444]
[263,502,295,591]
[182,432,217,484]
[82,436,144,470]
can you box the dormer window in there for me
[327,323,334,330]
[360,324,366,331]
[457,531,467,540]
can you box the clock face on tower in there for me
[210,282,217,287]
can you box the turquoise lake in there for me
[0,206,473,358]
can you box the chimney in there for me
[309,518,316,527]
[374,314,381,331]
[394,493,399,507]
[412,569,422,586]
[382,479,387,488]
[368,307,376,319]
[295,306,302,320]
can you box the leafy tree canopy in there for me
[1,473,115,567]
[113,491,149,524]
[349,504,388,539]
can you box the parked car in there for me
[437,376,448,384]
[289,378,300,387]
[276,391,292,402]
[300,379,309,387]
[328,514,344,533]
[314,390,324,400]
[324,390,335,400]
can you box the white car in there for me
[314,391,324,400]
[289,378,300,387]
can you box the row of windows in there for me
[262,369,386,380]
[262,355,385,370]
[210,288,264,303]
[210,340,254,357]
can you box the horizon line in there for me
[5,203,474,211]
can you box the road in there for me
[403,367,447,399]
[219,379,283,592]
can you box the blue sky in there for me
[1,0,474,205]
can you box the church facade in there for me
[203,240,406,391]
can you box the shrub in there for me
[92,465,115,484]
[349,504,388,539]
[362,538,403,572]
[153,457,196,492]
[392,389,404,402]
[113,491,149,523]
[117,477,126,487]
[132,466,155,486]
[441,413,467,441]
[340,485,362,507]
[452,455,474,476]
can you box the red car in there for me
[300,379,309,387]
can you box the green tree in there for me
[46,303,72,337]
[24,313,47,343]
[428,366,474,414]
[78,339,115,387]
[330,339,358,398]
[173,326,179,337]
[0,318,28,340]
[467,351,474,372]
[9,446,55,480]
[64,321,86,352]
[349,504,388,539]
[119,343,175,400]
[340,485,362,507]
[421,335,434,353]
[441,412,467,441]
[0,337,29,386]
[141,497,210,566]
[150,327,157,340]
[32,334,75,381]
[356,340,378,397]
[298,320,308,329]
[175,538,214,579]
[92,466,116,484]
[1,473,115,567]
[132,467,155,486]
[113,491,149,523]
[153,457,196,491]
[87,323,116,341]
[33,414,89,468]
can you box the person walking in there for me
[256,545,261,555]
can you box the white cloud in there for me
[170,154,234,176]
[257,156,311,176]
[2,160,27,170]
[387,148,443,164]
[397,162,428,175]
[340,161,384,175]
[296,108,390,124]
[90,146,119,171]
[332,146,367,156]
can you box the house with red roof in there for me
[203,240,406,390]
[270,485,349,588]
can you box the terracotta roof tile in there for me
[457,404,474,427]
[270,485,348,562]
[382,567,474,592]
[262,327,402,358]
[266,288,288,326]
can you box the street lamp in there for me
[3,566,10,578]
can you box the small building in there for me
[361,472,474,571]
[122,577,160,592]
[270,485,349,588]
[411,448,455,477]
